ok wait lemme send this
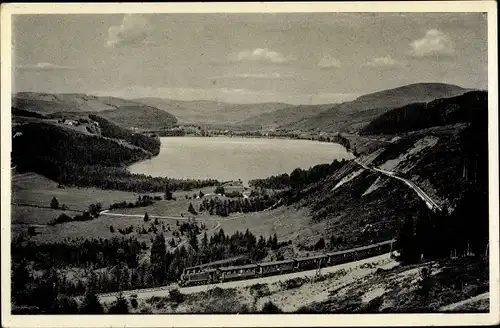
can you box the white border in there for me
[1,2,498,327]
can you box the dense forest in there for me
[11,121,219,192]
[88,115,161,155]
[12,122,151,167]
[249,160,348,190]
[361,91,487,135]
[394,92,489,264]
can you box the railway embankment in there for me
[108,255,487,314]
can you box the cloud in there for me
[231,48,296,64]
[318,55,341,69]
[409,29,455,58]
[212,72,293,80]
[106,14,152,48]
[365,55,402,68]
[16,62,77,71]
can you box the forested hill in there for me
[13,92,178,131]
[282,83,470,133]
[11,113,218,192]
[361,91,487,135]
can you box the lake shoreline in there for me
[128,136,354,184]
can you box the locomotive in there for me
[179,239,394,286]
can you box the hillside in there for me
[11,120,155,172]
[250,89,488,258]
[13,92,177,131]
[360,91,487,135]
[239,104,334,130]
[283,83,469,133]
[131,97,291,126]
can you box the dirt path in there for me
[97,252,394,303]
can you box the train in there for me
[179,239,395,286]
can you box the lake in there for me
[128,137,354,183]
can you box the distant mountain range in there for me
[281,83,472,133]
[131,97,292,126]
[238,104,334,130]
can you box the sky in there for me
[12,13,488,105]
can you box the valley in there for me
[10,84,490,315]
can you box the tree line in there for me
[196,193,279,217]
[249,160,347,190]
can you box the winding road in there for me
[354,159,442,212]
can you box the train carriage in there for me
[258,259,296,276]
[294,254,326,271]
[177,239,395,286]
[218,264,258,282]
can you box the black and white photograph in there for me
[1,2,498,327]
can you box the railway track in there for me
[97,252,394,303]
[354,159,442,212]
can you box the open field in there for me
[10,171,284,247]
[12,173,145,211]
[107,194,214,220]
[11,205,79,226]
[13,212,198,245]
[212,206,309,241]
[105,202,310,242]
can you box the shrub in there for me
[187,203,198,215]
[130,295,138,309]
[248,283,271,298]
[168,288,185,304]
[50,197,59,209]
[417,267,432,296]
[49,213,73,226]
[314,238,326,250]
[88,203,102,218]
[80,293,104,314]
[261,301,283,313]
[214,185,225,195]
[204,298,249,314]
[108,293,129,314]
[50,295,79,314]
[281,277,308,290]
[27,226,36,236]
